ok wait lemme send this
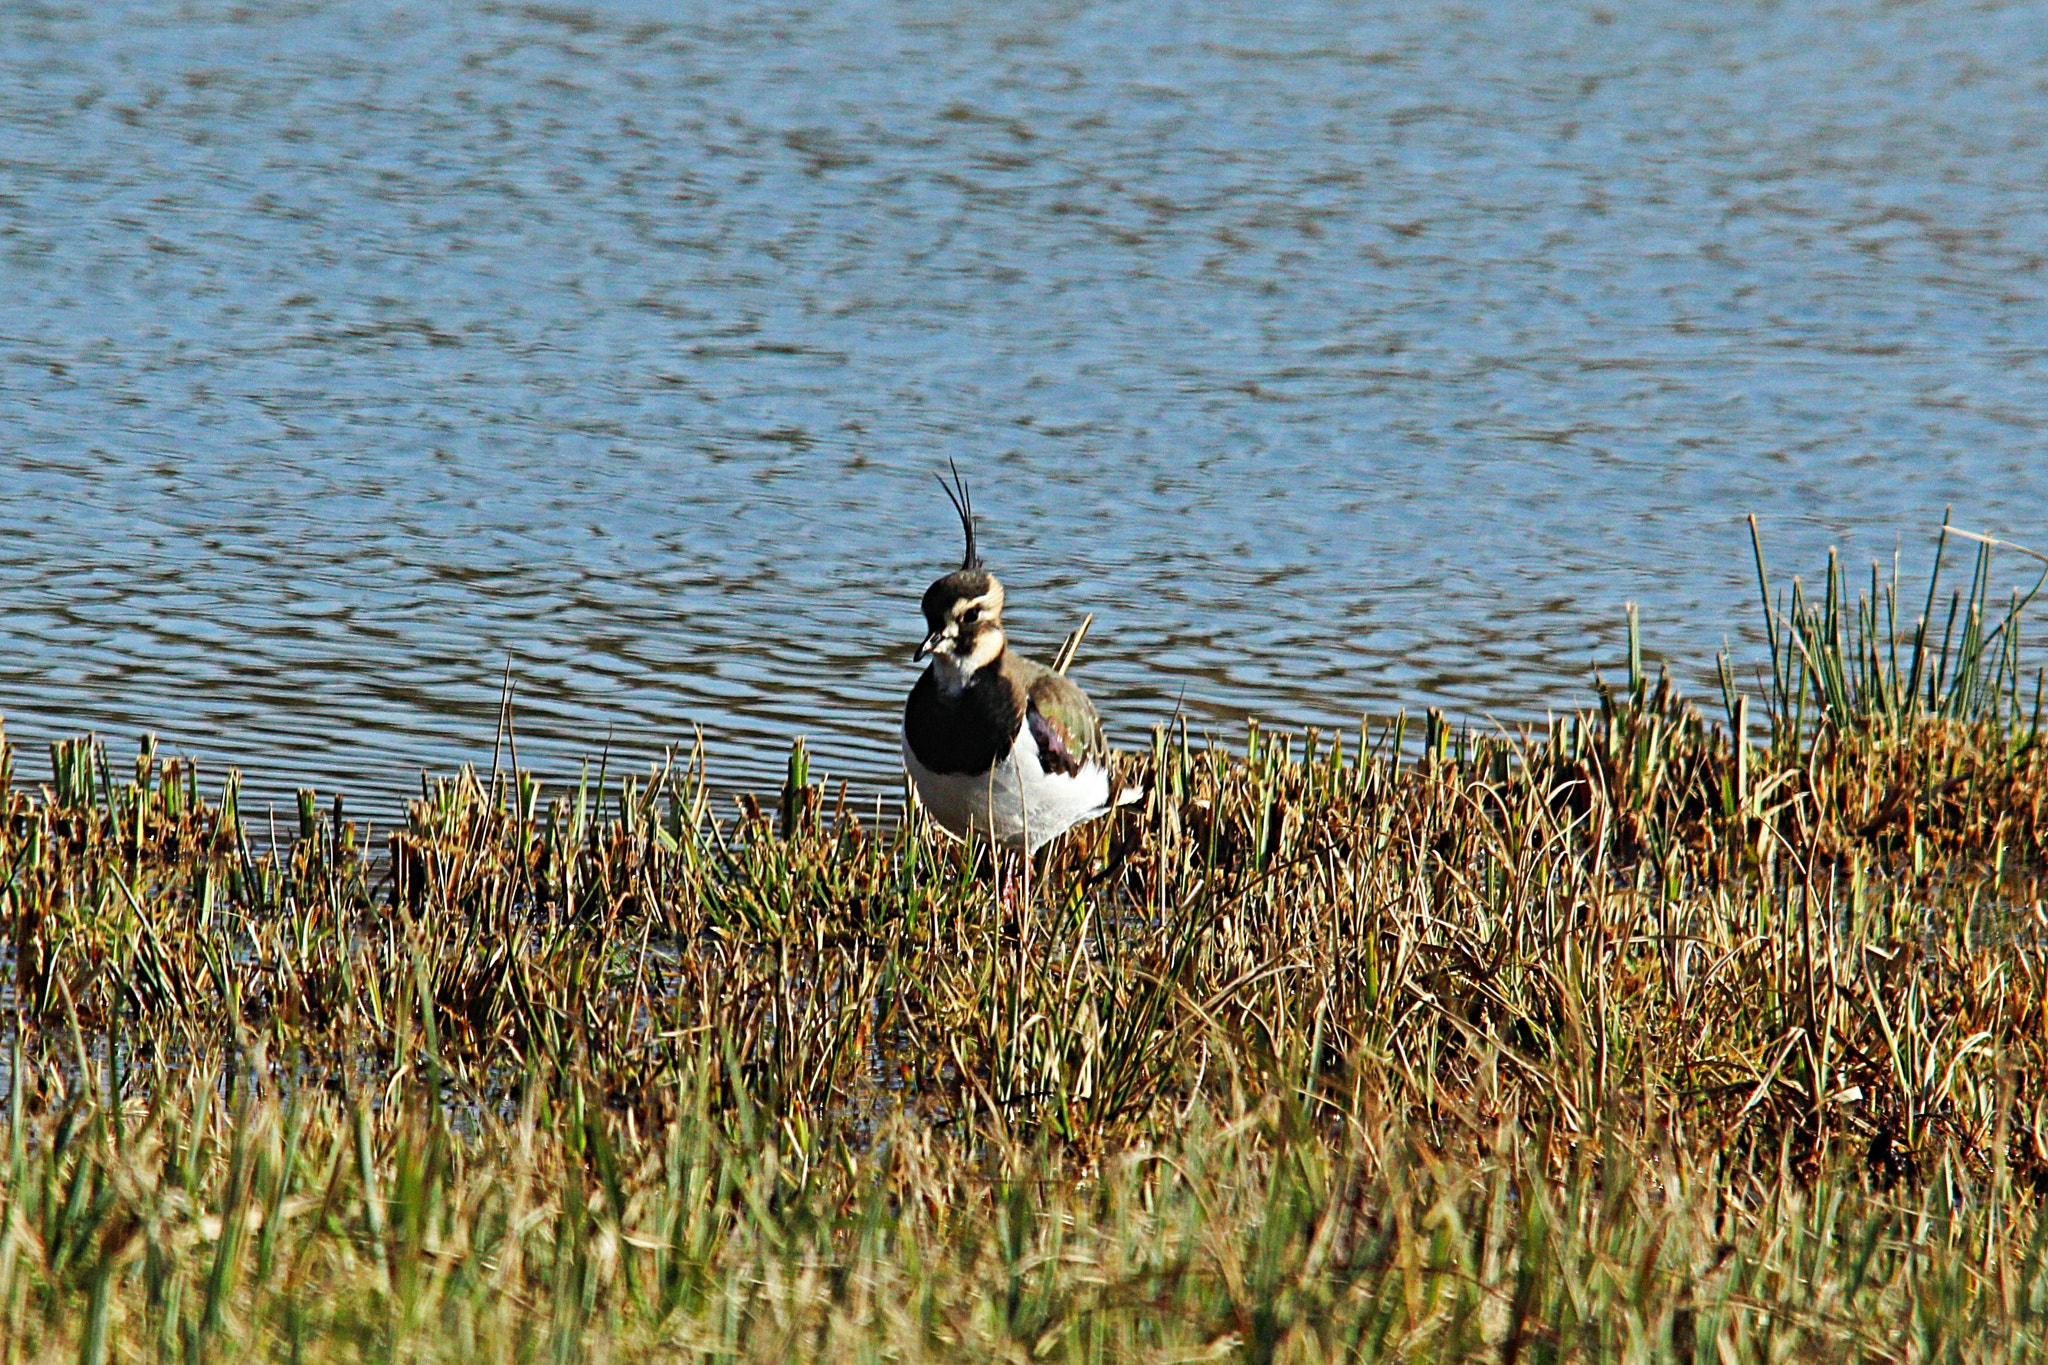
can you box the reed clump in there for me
[3,533,2048,1361]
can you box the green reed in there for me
[1732,513,2048,752]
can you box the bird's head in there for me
[914,462,1007,681]
[916,567,1007,674]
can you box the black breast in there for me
[904,665,1024,776]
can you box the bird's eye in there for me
[960,608,981,625]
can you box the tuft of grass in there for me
[1732,512,2048,746]
[0,529,2046,1358]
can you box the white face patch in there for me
[931,622,1006,693]
[959,625,1005,671]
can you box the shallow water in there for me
[3,0,2046,814]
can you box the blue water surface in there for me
[2,0,2045,812]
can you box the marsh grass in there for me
[3,535,2048,1360]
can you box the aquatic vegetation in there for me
[2,538,2048,1360]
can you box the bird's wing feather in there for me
[1012,655,1107,775]
[1026,706,1082,776]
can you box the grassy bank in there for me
[3,530,2048,1361]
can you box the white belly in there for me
[902,722,1115,854]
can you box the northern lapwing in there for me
[901,467,1137,855]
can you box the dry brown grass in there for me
[2,531,2047,1359]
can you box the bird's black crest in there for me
[937,459,980,570]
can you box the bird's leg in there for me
[977,829,1018,926]
[970,815,999,897]
[986,844,1034,948]
[983,838,1004,903]
[1008,846,1037,955]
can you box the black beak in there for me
[914,629,946,662]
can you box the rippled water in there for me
[3,0,2046,813]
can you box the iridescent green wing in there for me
[1011,655,1107,776]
